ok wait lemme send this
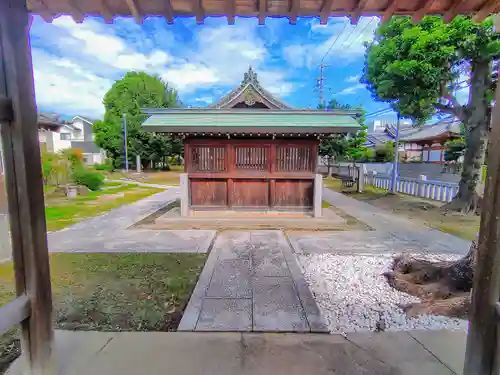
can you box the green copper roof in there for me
[142,109,361,134]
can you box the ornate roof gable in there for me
[208,67,292,109]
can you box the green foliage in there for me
[444,138,466,162]
[362,16,499,122]
[374,141,395,162]
[71,168,105,191]
[93,160,114,172]
[93,72,182,169]
[318,99,368,162]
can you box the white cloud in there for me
[345,74,361,83]
[52,16,172,72]
[30,16,297,115]
[337,83,365,95]
[32,49,111,117]
[283,17,379,68]
[194,96,214,104]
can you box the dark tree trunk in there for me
[327,156,333,178]
[444,60,490,214]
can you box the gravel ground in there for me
[298,252,468,334]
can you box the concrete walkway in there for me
[289,188,471,256]
[48,188,215,253]
[7,329,467,375]
[179,230,328,332]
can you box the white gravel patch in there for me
[298,252,468,334]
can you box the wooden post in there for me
[0,0,55,373]
[463,14,500,375]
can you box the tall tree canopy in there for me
[93,72,182,169]
[318,99,368,176]
[362,16,500,213]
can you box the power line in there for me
[320,21,349,63]
[366,107,393,117]
[338,17,375,52]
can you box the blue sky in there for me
[29,15,416,120]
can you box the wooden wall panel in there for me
[231,180,269,207]
[190,179,227,206]
[274,180,313,208]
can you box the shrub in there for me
[61,148,84,170]
[94,160,114,172]
[72,168,105,191]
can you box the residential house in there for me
[365,116,461,163]
[38,114,107,165]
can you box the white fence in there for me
[366,174,459,202]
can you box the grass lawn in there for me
[0,252,206,374]
[107,166,183,186]
[45,182,163,231]
[323,177,479,241]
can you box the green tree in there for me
[93,72,181,169]
[319,99,368,176]
[362,16,499,213]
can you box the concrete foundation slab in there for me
[8,331,465,375]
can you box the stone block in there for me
[196,298,252,331]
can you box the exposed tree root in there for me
[442,191,482,215]
[383,241,477,318]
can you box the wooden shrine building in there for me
[142,67,361,214]
[1,1,500,375]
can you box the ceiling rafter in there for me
[35,0,55,22]
[66,0,85,22]
[125,0,143,23]
[381,0,398,24]
[473,0,498,22]
[412,0,436,23]
[99,0,114,23]
[164,0,174,24]
[320,0,334,25]
[258,0,266,25]
[350,0,369,25]
[195,0,205,24]
[289,0,299,24]
[443,0,468,23]
[227,0,235,25]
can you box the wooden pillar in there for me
[0,0,55,373]
[463,14,500,375]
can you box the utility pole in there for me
[390,113,400,193]
[314,63,329,109]
[122,113,129,172]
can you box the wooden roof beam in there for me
[350,0,369,25]
[289,0,299,24]
[66,0,86,22]
[473,0,498,22]
[227,0,235,25]
[99,0,114,23]
[36,0,55,23]
[125,0,143,23]
[381,0,398,24]
[259,0,266,25]
[443,0,468,23]
[320,0,334,25]
[195,0,205,24]
[164,0,174,24]
[412,0,436,23]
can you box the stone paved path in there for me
[48,188,215,253]
[289,188,471,256]
[179,230,328,332]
